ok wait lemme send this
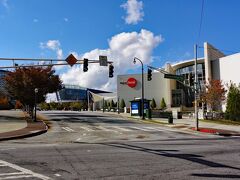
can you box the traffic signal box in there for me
[109,64,114,78]
[147,68,152,81]
[83,58,88,72]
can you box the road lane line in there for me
[0,175,34,179]
[0,172,25,176]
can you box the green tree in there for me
[39,102,50,110]
[202,79,226,112]
[150,98,156,109]
[120,99,126,109]
[5,66,62,118]
[225,83,240,121]
[70,102,82,111]
[160,97,166,110]
[49,102,58,110]
[110,99,114,109]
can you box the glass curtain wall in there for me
[173,63,205,107]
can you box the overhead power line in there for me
[197,0,205,44]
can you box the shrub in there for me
[150,98,156,109]
[120,99,126,109]
[160,98,166,110]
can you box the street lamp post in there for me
[133,57,145,120]
[34,88,38,122]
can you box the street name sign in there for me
[164,74,184,82]
[99,56,108,66]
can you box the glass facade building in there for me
[172,63,205,107]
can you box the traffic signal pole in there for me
[194,44,199,131]
[133,57,145,120]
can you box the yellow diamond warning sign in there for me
[65,54,77,67]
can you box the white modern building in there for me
[117,42,240,112]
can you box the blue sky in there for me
[0,0,240,90]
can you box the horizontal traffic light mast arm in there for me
[147,65,197,91]
[0,57,113,63]
[0,58,113,69]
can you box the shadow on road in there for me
[96,142,240,172]
[191,173,240,178]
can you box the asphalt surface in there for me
[0,110,239,180]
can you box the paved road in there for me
[0,111,239,179]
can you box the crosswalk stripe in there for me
[97,126,118,132]
[130,127,152,131]
[80,127,94,132]
[62,127,74,132]
[111,126,132,131]
[144,127,164,131]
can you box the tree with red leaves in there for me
[5,66,62,117]
[202,79,226,112]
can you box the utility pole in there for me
[194,44,199,131]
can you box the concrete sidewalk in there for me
[106,112,240,136]
[0,110,48,141]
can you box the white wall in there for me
[117,72,170,108]
[219,53,240,111]
[219,53,240,85]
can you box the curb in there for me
[114,113,240,137]
[0,114,48,142]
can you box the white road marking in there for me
[62,127,74,132]
[80,126,94,132]
[111,126,132,132]
[131,127,152,131]
[0,148,16,151]
[98,126,118,133]
[144,127,164,131]
[0,160,51,180]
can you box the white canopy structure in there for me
[89,91,117,102]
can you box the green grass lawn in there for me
[200,119,240,125]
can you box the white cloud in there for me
[40,40,63,59]
[61,29,163,91]
[121,0,144,25]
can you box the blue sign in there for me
[131,102,139,114]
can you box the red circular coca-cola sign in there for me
[127,78,137,88]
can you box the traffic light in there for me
[83,58,88,72]
[109,64,114,78]
[147,68,152,81]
